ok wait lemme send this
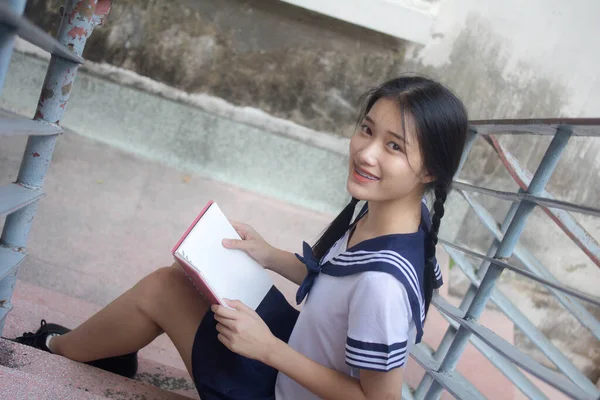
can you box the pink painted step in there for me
[0,339,192,399]
[4,279,199,399]
[0,364,105,399]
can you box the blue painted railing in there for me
[410,120,600,400]
[0,0,110,333]
[0,2,599,399]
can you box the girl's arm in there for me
[222,221,307,285]
[264,247,307,285]
[267,336,403,400]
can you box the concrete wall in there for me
[24,0,409,136]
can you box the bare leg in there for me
[50,263,208,375]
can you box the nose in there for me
[356,141,379,167]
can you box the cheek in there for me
[348,136,365,164]
[349,135,361,154]
[382,157,421,189]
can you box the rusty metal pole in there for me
[0,0,111,332]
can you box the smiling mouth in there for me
[354,164,380,181]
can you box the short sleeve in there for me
[345,272,412,371]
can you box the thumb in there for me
[224,299,254,315]
[222,238,249,250]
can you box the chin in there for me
[346,179,371,201]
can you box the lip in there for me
[352,164,380,183]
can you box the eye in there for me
[360,124,372,136]
[388,142,402,152]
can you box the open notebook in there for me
[172,201,273,310]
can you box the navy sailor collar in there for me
[295,200,441,344]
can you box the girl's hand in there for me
[222,221,274,268]
[212,300,278,363]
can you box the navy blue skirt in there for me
[191,286,300,399]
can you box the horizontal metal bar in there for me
[0,245,25,282]
[0,109,62,137]
[0,2,83,64]
[484,134,600,267]
[469,119,600,136]
[0,183,44,217]
[436,299,599,400]
[459,190,600,341]
[410,344,486,400]
[433,295,549,400]
[444,245,600,394]
[453,180,600,217]
[441,240,600,307]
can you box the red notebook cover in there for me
[172,200,224,307]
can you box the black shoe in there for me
[13,319,68,352]
[14,320,139,379]
[87,353,139,379]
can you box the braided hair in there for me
[313,197,359,261]
[423,184,448,313]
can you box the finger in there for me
[212,304,238,319]
[223,299,254,315]
[217,333,232,349]
[229,220,247,230]
[214,314,236,327]
[215,322,235,337]
[222,238,249,250]
[229,221,249,238]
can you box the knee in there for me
[136,267,189,314]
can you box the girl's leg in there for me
[50,263,208,375]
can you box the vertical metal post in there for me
[0,0,26,94]
[0,0,27,335]
[0,0,111,333]
[458,199,519,309]
[424,127,572,399]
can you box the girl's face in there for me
[347,97,431,203]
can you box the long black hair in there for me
[312,75,468,316]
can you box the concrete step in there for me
[3,279,199,399]
[0,339,192,399]
[0,364,105,399]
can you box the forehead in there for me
[366,97,416,141]
[367,97,402,127]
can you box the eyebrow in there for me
[364,115,406,143]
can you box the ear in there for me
[421,172,436,184]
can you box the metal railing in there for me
[408,119,600,399]
[0,0,110,333]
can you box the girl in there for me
[14,76,468,399]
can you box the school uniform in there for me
[191,202,442,400]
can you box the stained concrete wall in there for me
[24,0,409,136]
[7,0,600,383]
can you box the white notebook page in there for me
[175,203,273,310]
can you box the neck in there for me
[361,191,424,236]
